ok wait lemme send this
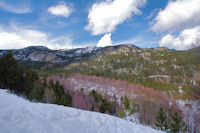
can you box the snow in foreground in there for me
[0,89,163,133]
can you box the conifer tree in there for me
[122,96,130,110]
[66,91,72,107]
[155,107,168,131]
[24,70,38,96]
[169,112,188,132]
[0,51,24,92]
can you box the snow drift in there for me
[0,89,163,133]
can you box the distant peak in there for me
[117,44,140,48]
[24,46,50,50]
[154,47,169,51]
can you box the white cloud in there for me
[0,25,77,50]
[47,2,73,18]
[152,0,200,32]
[159,26,200,50]
[97,33,112,47]
[146,8,158,20]
[0,1,31,14]
[85,0,146,35]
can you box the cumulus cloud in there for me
[159,26,200,50]
[0,1,31,14]
[0,24,76,50]
[152,0,200,32]
[47,2,73,18]
[85,0,146,35]
[97,33,112,47]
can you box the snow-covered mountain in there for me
[0,45,140,69]
[0,89,163,133]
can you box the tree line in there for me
[0,51,188,132]
[0,51,72,107]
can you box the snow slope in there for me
[0,89,163,133]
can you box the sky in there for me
[0,0,199,50]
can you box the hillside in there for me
[46,74,174,124]
[0,45,199,132]
[65,45,200,99]
[0,45,139,70]
[1,45,199,92]
[0,89,163,133]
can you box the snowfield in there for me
[0,89,163,133]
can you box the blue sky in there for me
[0,0,199,50]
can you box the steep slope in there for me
[63,46,200,131]
[0,45,199,131]
[66,46,200,96]
[46,74,176,124]
[0,45,140,70]
[0,89,163,133]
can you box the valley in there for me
[0,45,200,132]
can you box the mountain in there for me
[0,89,163,133]
[65,45,200,91]
[0,45,140,69]
[0,45,199,132]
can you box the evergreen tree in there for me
[60,95,67,106]
[169,112,188,132]
[65,91,72,107]
[122,96,130,110]
[99,103,107,113]
[24,71,38,96]
[29,84,45,101]
[0,51,24,92]
[49,81,72,107]
[155,107,168,131]
[89,90,103,103]
[98,98,113,114]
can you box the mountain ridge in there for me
[0,44,142,69]
[0,44,199,131]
